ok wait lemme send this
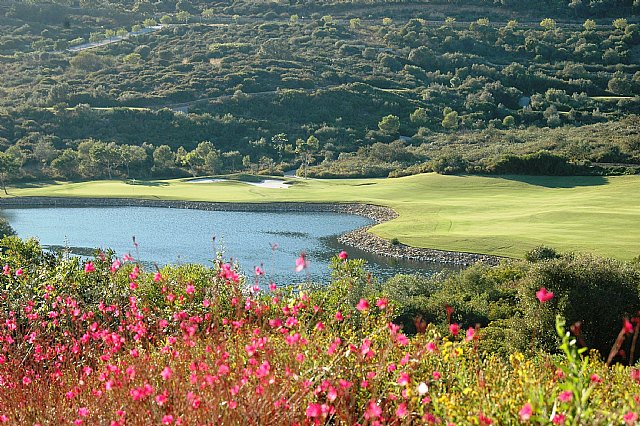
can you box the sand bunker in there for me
[187,178,290,189]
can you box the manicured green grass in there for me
[6,173,640,260]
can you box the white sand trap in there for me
[188,178,228,183]
[245,179,290,189]
[187,178,290,189]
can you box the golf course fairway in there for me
[4,173,640,260]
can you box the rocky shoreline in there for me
[0,196,505,266]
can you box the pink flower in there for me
[465,327,476,341]
[15,268,23,277]
[110,259,121,273]
[255,266,264,276]
[84,262,95,273]
[519,403,532,421]
[295,253,308,272]
[426,342,437,352]
[315,322,325,331]
[396,402,408,418]
[624,318,635,334]
[161,367,172,380]
[185,284,195,295]
[306,403,322,418]
[536,287,554,303]
[624,411,638,425]
[338,250,348,260]
[558,390,573,402]
[432,371,441,380]
[161,415,173,425]
[335,311,344,321]
[356,298,370,312]
[376,298,388,309]
[590,373,602,384]
[123,253,134,262]
[449,323,460,336]
[269,282,277,291]
[153,272,163,282]
[2,264,9,275]
[78,408,89,418]
[364,400,382,420]
[397,372,410,386]
[552,413,566,424]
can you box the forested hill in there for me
[0,0,639,182]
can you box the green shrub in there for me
[525,245,560,262]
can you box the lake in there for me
[0,206,454,284]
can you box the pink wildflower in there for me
[306,403,322,418]
[396,402,408,418]
[519,403,532,421]
[153,272,162,282]
[624,318,635,334]
[449,323,460,336]
[552,413,566,425]
[78,408,89,418]
[466,327,475,341]
[2,264,9,275]
[15,268,23,277]
[397,372,410,386]
[376,298,388,309]
[364,400,382,420]
[536,287,554,303]
[255,266,264,276]
[161,367,172,380]
[185,284,195,295]
[110,259,121,272]
[558,390,573,402]
[84,262,95,273]
[161,415,173,425]
[295,253,308,272]
[338,250,348,260]
[335,311,344,321]
[624,412,638,426]
[356,298,370,312]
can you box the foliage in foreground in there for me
[1,237,640,424]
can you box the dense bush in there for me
[1,237,640,424]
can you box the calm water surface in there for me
[1,207,454,283]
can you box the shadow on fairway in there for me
[498,175,608,188]
[11,181,61,189]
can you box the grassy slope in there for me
[7,173,640,260]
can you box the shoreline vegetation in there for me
[0,196,503,266]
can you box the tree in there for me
[502,115,516,128]
[0,152,19,195]
[176,11,191,24]
[410,108,429,127]
[0,217,14,238]
[153,145,175,174]
[583,19,596,32]
[89,142,121,179]
[613,18,628,31]
[33,138,58,171]
[51,149,80,179]
[160,15,172,25]
[442,111,459,130]
[202,8,214,20]
[540,18,556,31]
[119,145,147,178]
[378,115,400,135]
[271,133,288,164]
[296,136,319,179]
